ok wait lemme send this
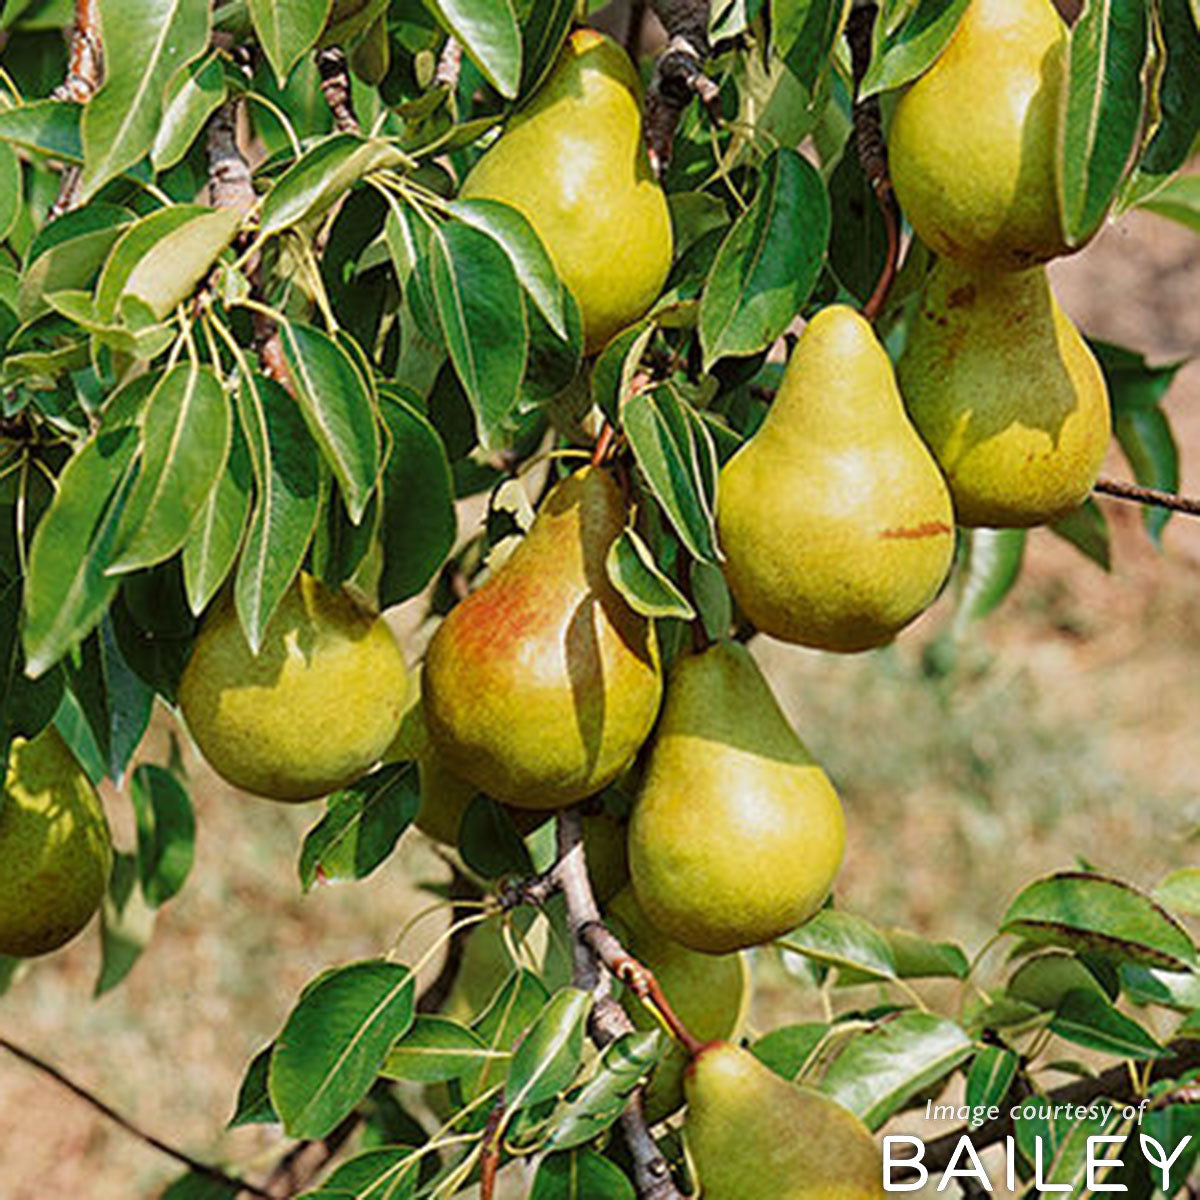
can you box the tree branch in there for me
[644,0,719,176]
[0,1036,272,1199]
[48,0,102,221]
[1092,476,1200,519]
[316,46,360,135]
[921,1040,1200,1173]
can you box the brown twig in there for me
[261,1110,360,1198]
[644,0,719,176]
[47,0,102,221]
[591,420,617,468]
[434,37,463,92]
[0,1036,272,1199]
[920,1040,1200,1173]
[845,2,901,323]
[316,46,360,135]
[626,0,650,58]
[1092,476,1200,518]
[479,1098,506,1200]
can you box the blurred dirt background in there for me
[3,10,1200,1200]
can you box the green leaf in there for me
[423,0,522,98]
[0,142,18,242]
[151,52,228,171]
[228,1045,278,1127]
[234,373,322,653]
[79,0,211,199]
[160,1173,241,1200]
[464,967,550,1101]
[376,388,456,608]
[0,578,64,748]
[110,363,232,572]
[821,1012,973,1130]
[1049,988,1163,1059]
[0,99,81,162]
[269,960,416,1139]
[428,222,527,451]
[605,528,695,620]
[297,763,420,891]
[827,146,889,305]
[1139,172,1200,233]
[774,0,849,93]
[519,0,574,93]
[530,1149,635,1200]
[1119,963,1200,1010]
[953,528,1026,631]
[860,0,970,96]
[249,0,330,87]
[622,386,720,562]
[260,136,409,237]
[381,1016,496,1084]
[884,928,970,980]
[1059,0,1149,246]
[1000,871,1197,970]
[277,318,380,525]
[130,764,195,907]
[505,988,590,1113]
[458,796,534,880]
[779,910,898,981]
[699,148,830,368]
[183,418,252,615]
[751,1022,830,1081]
[1154,868,1200,916]
[300,1146,420,1199]
[95,850,155,995]
[964,1045,1019,1111]
[1050,499,1110,571]
[23,423,139,676]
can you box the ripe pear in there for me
[460,29,673,354]
[629,642,844,954]
[718,306,954,653]
[608,887,750,1123]
[179,573,408,801]
[0,728,112,958]
[684,1041,885,1200]
[888,0,1071,270]
[897,259,1111,527]
[423,467,661,810]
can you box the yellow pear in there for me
[897,259,1111,527]
[0,728,112,958]
[608,887,750,1123]
[179,573,408,801]
[629,642,844,954]
[888,0,1072,270]
[460,29,673,353]
[684,1040,885,1200]
[423,467,662,811]
[718,306,954,653]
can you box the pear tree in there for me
[1,0,1200,1197]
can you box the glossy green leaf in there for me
[428,221,527,451]
[160,1172,240,1200]
[376,387,456,607]
[277,318,379,524]
[130,764,195,908]
[95,205,211,319]
[1049,988,1163,1059]
[953,528,1026,631]
[0,99,81,161]
[779,910,898,981]
[269,960,416,1139]
[860,0,969,96]
[1050,499,1110,571]
[884,928,970,980]
[1059,0,1149,246]
[300,1146,420,1199]
[506,988,590,1113]
[1154,868,1200,916]
[519,0,574,92]
[228,1045,277,1127]
[699,148,830,368]
[964,1045,1019,1111]
[110,364,232,572]
[1140,172,1200,233]
[234,373,322,654]
[1000,871,1197,970]
[297,762,420,891]
[458,796,534,881]
[151,52,228,171]
[123,209,242,320]
[95,851,155,996]
[1119,963,1200,1010]
[606,528,696,621]
[79,0,211,198]
[0,142,18,241]
[381,1016,496,1084]
[751,1022,830,1081]
[821,1012,973,1130]
[774,0,849,93]
[249,0,330,87]
[0,578,63,749]
[423,0,522,98]
[530,1149,635,1200]
[464,967,550,1101]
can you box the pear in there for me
[460,29,673,354]
[179,573,408,801]
[897,259,1111,527]
[0,728,112,958]
[423,467,661,810]
[888,0,1072,270]
[718,306,954,653]
[608,887,750,1123]
[684,1041,885,1200]
[629,642,844,954]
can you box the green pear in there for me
[629,642,844,954]
[0,728,112,958]
[460,29,673,354]
[179,573,408,801]
[897,259,1111,527]
[718,305,954,653]
[888,0,1072,270]
[423,467,662,811]
[608,887,750,1123]
[684,1041,885,1200]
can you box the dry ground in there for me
[1,199,1199,1200]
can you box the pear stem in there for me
[846,3,903,325]
[592,420,617,467]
